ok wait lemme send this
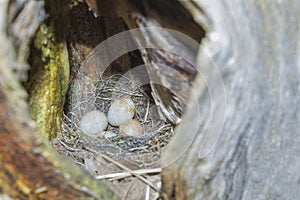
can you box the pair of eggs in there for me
[79,98,144,137]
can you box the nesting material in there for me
[80,110,108,136]
[62,74,174,168]
[108,98,136,126]
[119,119,144,137]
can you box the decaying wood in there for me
[0,103,112,199]
[1,0,299,199]
[94,0,205,124]
[93,0,300,199]
[67,2,144,81]
[0,0,116,199]
[162,1,300,199]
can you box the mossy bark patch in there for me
[26,0,70,139]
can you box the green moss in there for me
[26,0,70,139]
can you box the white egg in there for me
[119,119,144,137]
[108,98,135,126]
[80,110,108,136]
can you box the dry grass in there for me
[53,72,174,199]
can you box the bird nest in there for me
[55,71,174,177]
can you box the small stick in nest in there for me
[95,168,161,180]
[84,146,160,192]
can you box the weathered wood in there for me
[91,0,299,199]
[162,0,300,199]
[0,0,116,199]
[1,0,299,199]
[95,0,205,124]
[0,100,111,199]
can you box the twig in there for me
[145,185,150,200]
[84,147,160,192]
[156,124,172,133]
[96,96,114,101]
[59,140,82,152]
[95,168,161,180]
[144,99,150,123]
[129,146,149,152]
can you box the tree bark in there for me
[1,0,299,199]
[162,1,300,199]
[87,0,300,199]
[0,0,115,199]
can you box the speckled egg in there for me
[119,119,144,137]
[80,110,108,136]
[108,98,136,126]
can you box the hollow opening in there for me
[25,0,206,198]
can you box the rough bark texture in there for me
[87,1,300,199]
[1,0,299,199]
[162,1,300,199]
[0,0,116,199]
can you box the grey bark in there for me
[162,0,300,199]
[2,0,299,199]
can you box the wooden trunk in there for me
[162,1,300,199]
[0,0,299,199]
